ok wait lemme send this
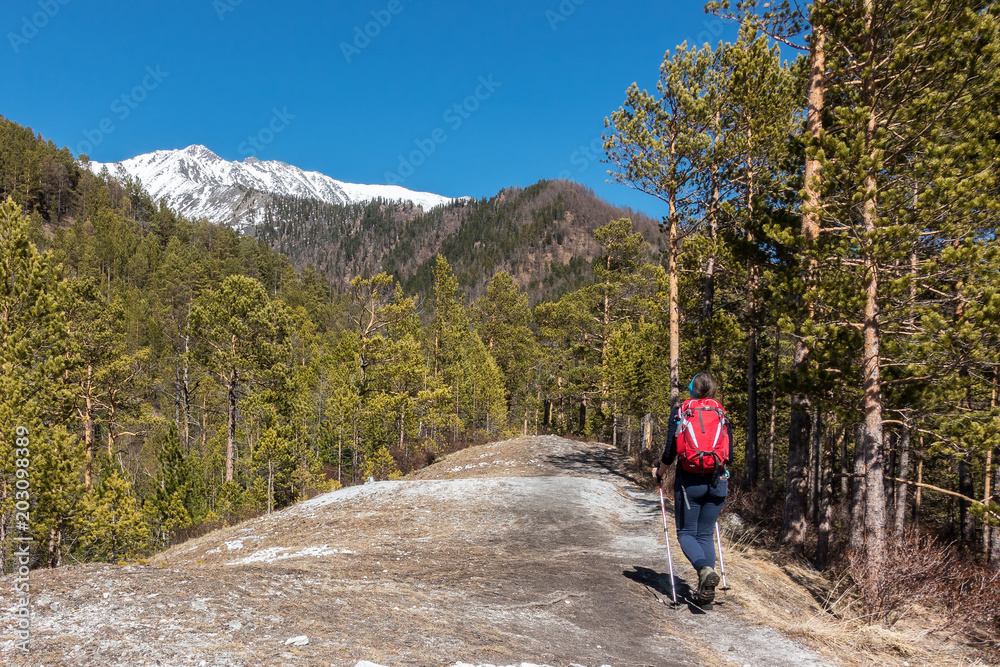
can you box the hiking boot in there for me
[696,566,720,605]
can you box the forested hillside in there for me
[0,115,665,572]
[250,178,661,304]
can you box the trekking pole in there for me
[715,521,728,592]
[657,484,678,606]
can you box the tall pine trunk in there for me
[180,321,192,454]
[885,430,897,522]
[989,373,999,566]
[782,10,825,552]
[894,420,911,533]
[746,328,759,484]
[808,405,822,525]
[745,151,759,485]
[782,408,810,552]
[699,132,720,368]
[226,375,237,483]
[817,416,836,568]
[48,527,62,569]
[850,423,866,551]
[667,184,681,412]
[601,260,611,413]
[959,455,976,549]
[840,421,849,499]
[767,325,780,484]
[990,460,1000,568]
[83,363,94,489]
[860,33,888,599]
[914,452,923,531]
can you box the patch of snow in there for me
[228,547,291,564]
[227,544,354,565]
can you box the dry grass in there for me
[710,476,1000,666]
[716,528,997,666]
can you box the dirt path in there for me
[1,435,833,666]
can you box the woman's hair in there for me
[690,371,718,399]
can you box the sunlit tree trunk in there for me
[782,11,825,553]
[894,420,911,533]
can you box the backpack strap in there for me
[710,463,724,488]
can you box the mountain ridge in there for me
[85,144,463,228]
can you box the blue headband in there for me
[689,373,701,397]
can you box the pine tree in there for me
[718,26,799,485]
[536,289,603,435]
[536,219,661,437]
[0,198,77,572]
[30,426,85,568]
[592,219,660,424]
[250,427,296,514]
[430,254,469,381]
[189,275,290,483]
[427,256,507,440]
[474,272,539,432]
[708,0,832,552]
[145,425,194,547]
[78,468,150,564]
[362,446,402,481]
[605,43,717,413]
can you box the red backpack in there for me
[676,398,730,474]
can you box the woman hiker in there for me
[652,371,732,606]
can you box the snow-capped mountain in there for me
[86,145,461,228]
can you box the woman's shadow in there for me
[623,566,712,614]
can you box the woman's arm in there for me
[653,407,680,483]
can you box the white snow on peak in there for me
[85,145,462,229]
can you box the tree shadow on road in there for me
[541,444,644,486]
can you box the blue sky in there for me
[3,0,739,220]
